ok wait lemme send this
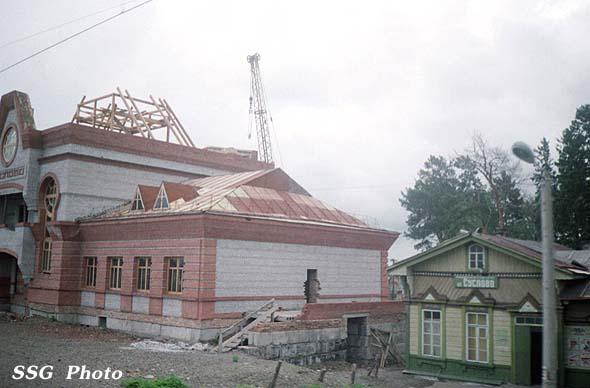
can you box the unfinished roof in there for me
[72,88,195,147]
[90,168,372,229]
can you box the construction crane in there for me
[247,53,274,165]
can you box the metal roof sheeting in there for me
[98,169,370,229]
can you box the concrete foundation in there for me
[246,324,348,366]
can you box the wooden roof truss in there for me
[71,87,195,147]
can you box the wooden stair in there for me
[213,299,277,352]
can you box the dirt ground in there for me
[0,314,503,388]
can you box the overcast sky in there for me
[1,1,590,260]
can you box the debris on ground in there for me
[127,339,210,353]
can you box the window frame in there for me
[465,312,489,363]
[135,256,151,291]
[166,257,184,294]
[41,234,52,272]
[421,309,442,358]
[131,188,144,211]
[468,244,486,271]
[109,257,123,290]
[85,256,97,288]
[40,178,58,273]
[154,185,169,210]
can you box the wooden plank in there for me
[72,95,86,123]
[149,95,186,146]
[268,361,282,388]
[125,89,156,140]
[162,98,196,147]
[116,87,146,138]
[318,369,327,382]
[159,98,192,146]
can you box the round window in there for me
[1,127,17,166]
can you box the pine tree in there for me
[529,138,556,240]
[555,105,590,249]
[400,155,487,250]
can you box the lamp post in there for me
[512,141,557,388]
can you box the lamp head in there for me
[511,141,535,164]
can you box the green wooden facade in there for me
[390,233,590,387]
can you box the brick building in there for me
[0,90,399,341]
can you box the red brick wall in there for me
[24,213,398,324]
[299,301,405,320]
[79,213,397,251]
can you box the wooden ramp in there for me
[214,299,277,352]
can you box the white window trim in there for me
[136,256,151,291]
[109,257,123,290]
[131,188,144,211]
[422,309,442,358]
[154,185,169,210]
[465,312,489,363]
[468,244,486,270]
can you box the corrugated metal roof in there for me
[95,169,370,228]
[184,169,273,192]
[391,231,590,273]
[557,250,590,268]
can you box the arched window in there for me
[40,178,58,272]
[468,244,485,270]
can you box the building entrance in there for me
[0,253,16,311]
[514,315,543,386]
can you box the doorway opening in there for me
[530,327,542,385]
[514,315,544,386]
[346,316,368,362]
[0,253,17,311]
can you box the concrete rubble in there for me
[127,339,210,353]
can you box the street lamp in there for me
[512,141,557,388]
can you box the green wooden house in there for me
[389,232,590,387]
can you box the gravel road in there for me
[0,314,439,388]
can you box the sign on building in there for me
[566,326,590,368]
[454,275,498,289]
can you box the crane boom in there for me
[247,53,274,164]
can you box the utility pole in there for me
[541,169,557,388]
[247,53,274,164]
[512,141,558,388]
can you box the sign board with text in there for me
[454,275,498,289]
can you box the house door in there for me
[514,317,543,386]
[530,328,542,385]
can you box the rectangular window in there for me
[422,309,441,357]
[468,244,485,270]
[109,257,123,290]
[515,316,543,326]
[466,312,488,363]
[136,257,151,291]
[166,257,184,293]
[85,257,97,287]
